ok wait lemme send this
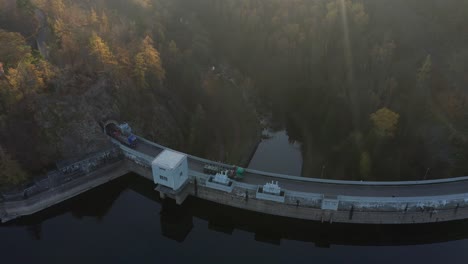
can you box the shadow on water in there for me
[4,173,468,247]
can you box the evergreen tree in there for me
[0,146,27,187]
[359,151,371,179]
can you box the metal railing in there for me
[1,148,123,202]
[136,135,468,186]
[113,136,468,214]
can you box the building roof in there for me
[152,150,186,169]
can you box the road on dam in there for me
[134,140,468,198]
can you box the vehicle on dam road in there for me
[107,123,138,148]
[203,164,245,180]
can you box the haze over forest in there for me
[0,0,467,187]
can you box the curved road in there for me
[134,139,468,198]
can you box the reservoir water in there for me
[2,131,468,263]
[248,129,302,175]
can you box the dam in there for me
[1,122,468,224]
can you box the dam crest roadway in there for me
[2,121,468,225]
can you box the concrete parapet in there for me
[116,141,153,168]
[181,172,468,224]
[338,193,468,212]
[4,136,468,225]
[0,161,129,223]
[321,198,339,210]
[256,187,285,203]
[284,191,323,208]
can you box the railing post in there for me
[349,205,354,220]
[424,168,431,180]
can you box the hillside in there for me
[0,0,467,186]
[0,0,260,187]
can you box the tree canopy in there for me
[0,0,467,183]
[370,108,400,138]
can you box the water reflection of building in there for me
[26,223,42,240]
[208,220,234,235]
[160,200,193,243]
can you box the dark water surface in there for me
[2,132,468,263]
[248,130,303,175]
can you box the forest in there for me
[0,0,467,187]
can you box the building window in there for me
[180,172,183,177]
[160,167,166,171]
[159,175,168,181]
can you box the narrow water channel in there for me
[248,129,303,176]
[2,133,468,263]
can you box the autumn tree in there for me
[88,8,99,25]
[7,60,53,93]
[133,36,165,87]
[0,29,53,107]
[370,107,400,138]
[89,32,117,72]
[133,53,147,87]
[0,30,32,68]
[33,0,65,17]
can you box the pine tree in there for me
[189,104,208,155]
[417,54,432,101]
[359,151,371,179]
[0,146,28,187]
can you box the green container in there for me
[236,167,245,176]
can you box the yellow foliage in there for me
[132,0,152,8]
[33,0,65,16]
[134,53,148,87]
[8,64,41,92]
[89,32,117,68]
[370,107,400,138]
[142,36,165,80]
[89,8,98,25]
[133,36,165,85]
[0,29,31,67]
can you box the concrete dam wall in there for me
[2,135,468,225]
